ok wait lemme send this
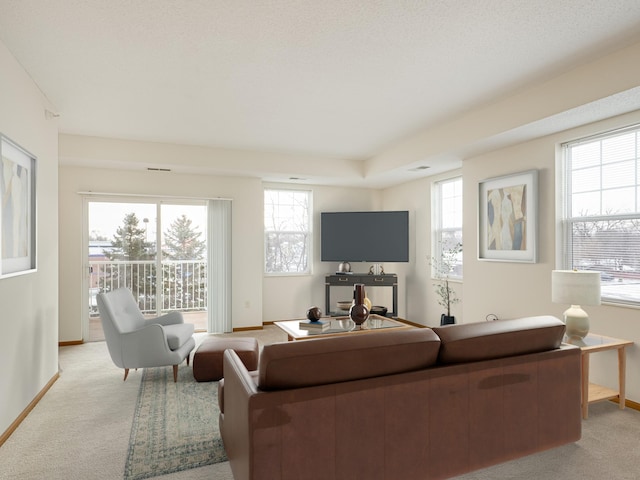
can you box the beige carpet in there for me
[1,326,640,479]
[0,328,285,480]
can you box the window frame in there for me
[558,123,640,306]
[431,176,463,281]
[263,188,313,276]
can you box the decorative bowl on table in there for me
[336,301,352,311]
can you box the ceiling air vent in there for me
[147,167,172,172]
[409,165,430,172]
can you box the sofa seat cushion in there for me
[432,315,565,364]
[258,328,440,391]
[163,323,195,350]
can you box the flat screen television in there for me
[321,211,409,263]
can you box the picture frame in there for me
[0,134,37,277]
[478,169,538,263]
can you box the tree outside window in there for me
[432,177,463,280]
[264,189,312,274]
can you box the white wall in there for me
[59,163,264,340]
[0,42,59,435]
[383,170,463,326]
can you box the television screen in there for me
[321,211,409,263]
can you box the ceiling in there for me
[2,1,640,187]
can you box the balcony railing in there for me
[89,260,208,316]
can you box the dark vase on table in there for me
[349,283,370,328]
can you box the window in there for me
[560,124,640,305]
[264,188,312,274]
[432,177,463,279]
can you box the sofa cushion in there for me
[258,328,440,390]
[432,315,565,364]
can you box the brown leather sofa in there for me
[219,316,581,480]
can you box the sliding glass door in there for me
[86,199,208,341]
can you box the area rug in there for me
[124,365,227,480]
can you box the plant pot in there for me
[440,314,455,326]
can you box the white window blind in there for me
[560,124,640,305]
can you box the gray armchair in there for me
[96,287,196,382]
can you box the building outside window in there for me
[432,176,463,279]
[559,124,640,306]
[264,188,312,274]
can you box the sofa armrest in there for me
[221,349,259,480]
[224,349,259,397]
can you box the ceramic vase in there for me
[349,283,370,327]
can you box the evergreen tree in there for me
[105,212,154,260]
[162,214,206,309]
[163,214,206,260]
[104,213,155,303]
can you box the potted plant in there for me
[431,242,462,325]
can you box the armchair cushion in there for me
[163,323,196,350]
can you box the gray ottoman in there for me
[192,336,259,382]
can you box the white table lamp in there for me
[551,270,601,340]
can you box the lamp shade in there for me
[551,270,601,306]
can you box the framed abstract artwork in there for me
[478,169,538,263]
[0,134,37,277]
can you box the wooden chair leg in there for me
[123,368,130,381]
[173,365,178,382]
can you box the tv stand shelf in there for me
[325,273,398,317]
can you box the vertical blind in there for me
[208,199,232,333]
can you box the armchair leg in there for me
[123,368,130,381]
[187,354,190,366]
[173,365,178,382]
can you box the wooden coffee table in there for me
[274,315,411,341]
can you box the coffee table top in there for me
[274,315,411,341]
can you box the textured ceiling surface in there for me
[1,1,640,184]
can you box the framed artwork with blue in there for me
[478,169,538,263]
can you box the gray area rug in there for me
[124,365,227,480]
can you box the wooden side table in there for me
[565,334,633,419]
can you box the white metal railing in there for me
[89,260,207,315]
